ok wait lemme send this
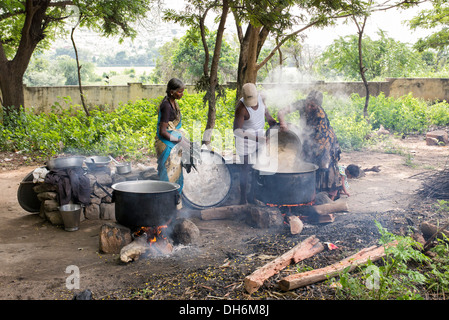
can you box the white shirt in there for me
[235,94,266,156]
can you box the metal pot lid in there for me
[85,156,111,165]
[112,180,180,193]
[182,150,232,209]
[253,161,318,174]
[17,170,41,213]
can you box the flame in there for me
[266,201,314,225]
[133,224,168,244]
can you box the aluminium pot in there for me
[46,156,85,170]
[116,162,132,174]
[111,180,180,230]
[252,162,318,205]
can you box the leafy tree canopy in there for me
[408,0,449,52]
[316,30,433,81]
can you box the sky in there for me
[162,0,435,51]
[303,2,434,49]
[52,1,435,59]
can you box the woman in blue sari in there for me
[155,78,188,193]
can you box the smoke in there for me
[257,66,320,172]
[261,66,316,112]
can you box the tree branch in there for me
[199,7,211,78]
[256,20,320,71]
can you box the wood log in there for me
[200,204,250,220]
[420,221,449,240]
[244,235,324,294]
[296,200,348,218]
[99,223,132,254]
[120,236,150,263]
[313,201,349,215]
[278,241,397,291]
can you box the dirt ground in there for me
[0,135,448,300]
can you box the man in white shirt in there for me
[233,83,276,204]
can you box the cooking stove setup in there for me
[18,124,347,262]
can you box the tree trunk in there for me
[0,0,50,122]
[354,15,370,120]
[71,16,90,117]
[202,0,229,145]
[236,25,262,102]
[0,65,25,122]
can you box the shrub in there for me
[1,91,448,158]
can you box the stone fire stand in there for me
[33,166,159,226]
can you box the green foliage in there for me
[408,0,449,52]
[366,93,438,134]
[316,30,435,81]
[323,94,372,150]
[333,212,449,300]
[334,222,430,300]
[1,91,449,157]
[149,28,238,85]
[0,91,236,158]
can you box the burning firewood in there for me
[120,236,150,263]
[278,241,397,291]
[312,201,349,215]
[295,200,348,223]
[244,235,324,294]
[120,225,174,262]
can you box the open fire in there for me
[128,221,174,257]
[133,224,169,243]
[266,201,314,222]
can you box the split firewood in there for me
[120,236,150,263]
[287,215,303,234]
[278,241,397,291]
[200,204,250,220]
[318,214,335,224]
[244,235,324,294]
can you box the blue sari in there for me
[155,99,184,193]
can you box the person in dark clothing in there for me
[278,90,342,196]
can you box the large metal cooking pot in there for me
[46,156,85,170]
[252,162,318,205]
[85,156,111,171]
[111,180,180,230]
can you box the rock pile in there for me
[33,165,158,226]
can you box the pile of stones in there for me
[33,165,158,226]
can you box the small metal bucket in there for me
[59,204,82,231]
